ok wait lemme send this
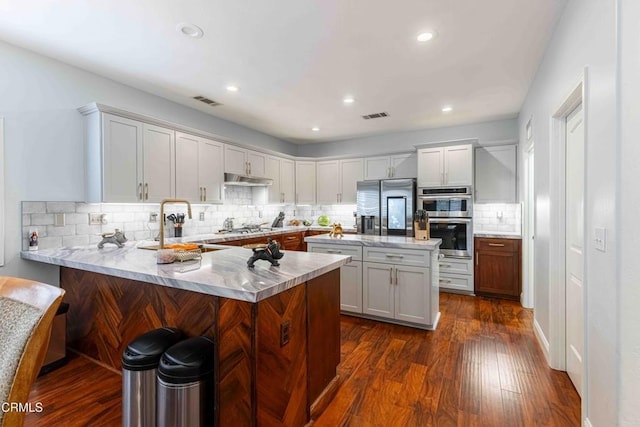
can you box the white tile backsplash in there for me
[473,203,522,234]
[21,187,358,249]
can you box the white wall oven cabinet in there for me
[364,152,417,180]
[417,144,472,188]
[175,132,224,203]
[316,158,363,204]
[474,144,517,203]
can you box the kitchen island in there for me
[305,234,441,330]
[22,243,351,426]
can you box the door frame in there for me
[548,71,588,400]
[522,140,534,308]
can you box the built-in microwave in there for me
[417,187,472,218]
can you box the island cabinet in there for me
[58,266,341,426]
[307,243,363,313]
[362,247,433,326]
[474,237,522,300]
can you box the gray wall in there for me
[0,40,296,282]
[517,0,619,424]
[296,118,519,158]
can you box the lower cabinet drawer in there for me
[307,244,362,261]
[438,273,474,293]
[363,247,430,268]
[438,257,473,275]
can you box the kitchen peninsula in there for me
[22,242,350,426]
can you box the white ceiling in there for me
[0,0,565,144]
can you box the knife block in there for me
[413,221,430,240]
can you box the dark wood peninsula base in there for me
[60,267,341,426]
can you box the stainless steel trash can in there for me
[157,336,215,427]
[122,327,184,427]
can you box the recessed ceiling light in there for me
[343,96,355,104]
[442,106,453,113]
[176,23,204,39]
[417,32,435,42]
[226,85,240,92]
[311,127,320,132]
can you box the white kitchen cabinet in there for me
[307,243,363,314]
[364,153,417,180]
[438,257,474,294]
[316,158,363,204]
[417,144,472,187]
[362,247,432,326]
[175,132,224,203]
[474,145,517,203]
[265,156,295,204]
[295,161,316,204]
[92,113,175,203]
[224,145,267,177]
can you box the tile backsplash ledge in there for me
[473,203,522,234]
[22,188,357,250]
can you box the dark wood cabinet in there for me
[474,237,522,300]
[280,232,303,251]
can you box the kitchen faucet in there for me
[159,199,192,248]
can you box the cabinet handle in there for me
[327,249,342,254]
[488,243,505,247]
[385,254,404,258]
[476,252,479,266]
[144,183,149,200]
[439,279,452,283]
[391,166,395,178]
[138,183,143,200]
[395,267,398,285]
[286,236,296,240]
[248,162,252,175]
[389,267,393,284]
[204,187,207,201]
[439,263,451,268]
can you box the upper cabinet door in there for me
[247,150,267,177]
[390,152,417,179]
[175,132,201,202]
[417,148,444,187]
[142,124,174,202]
[280,159,295,204]
[102,113,143,202]
[475,145,517,203]
[364,156,391,180]
[316,160,339,204]
[444,145,473,186]
[295,161,316,205]
[199,138,224,203]
[265,155,282,203]
[224,145,248,175]
[339,158,363,204]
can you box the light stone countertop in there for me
[304,233,442,250]
[473,232,522,239]
[165,225,353,245]
[21,241,350,303]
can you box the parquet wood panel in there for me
[61,267,217,371]
[25,292,581,427]
[256,285,308,427]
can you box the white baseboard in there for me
[583,417,592,427]
[533,318,550,364]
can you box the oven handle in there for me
[428,218,472,224]
[418,195,472,200]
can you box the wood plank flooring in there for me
[24,293,580,426]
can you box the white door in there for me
[394,265,430,325]
[247,150,266,177]
[417,148,443,187]
[142,124,174,202]
[175,132,201,202]
[224,145,247,175]
[102,114,142,202]
[280,159,295,204]
[199,139,224,203]
[362,262,394,319]
[340,261,363,313]
[295,161,316,204]
[565,103,584,396]
[265,156,282,203]
[339,158,363,204]
[444,145,473,186]
[364,156,391,180]
[316,160,339,204]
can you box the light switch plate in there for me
[54,213,65,227]
[89,213,102,225]
[199,212,205,221]
[594,227,606,252]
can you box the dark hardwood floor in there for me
[25,293,580,426]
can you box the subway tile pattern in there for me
[21,187,358,250]
[473,203,522,234]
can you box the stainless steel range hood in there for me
[224,173,273,186]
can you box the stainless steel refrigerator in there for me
[356,179,416,236]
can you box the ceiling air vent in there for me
[362,112,390,120]
[193,95,222,106]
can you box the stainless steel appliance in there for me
[417,186,473,258]
[356,179,416,236]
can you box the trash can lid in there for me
[122,327,184,371]
[158,336,215,384]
